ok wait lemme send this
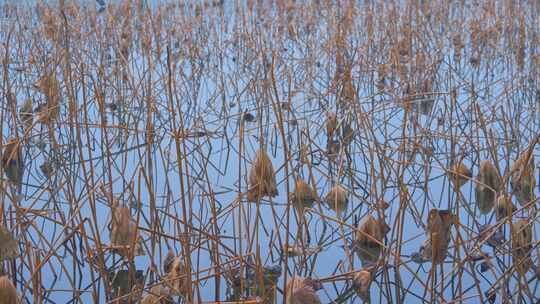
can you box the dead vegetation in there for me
[247,149,278,202]
[0,0,539,303]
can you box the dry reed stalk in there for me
[511,219,534,275]
[475,160,502,214]
[31,250,42,303]
[452,33,464,61]
[324,184,348,216]
[517,16,526,71]
[247,149,278,202]
[285,276,322,304]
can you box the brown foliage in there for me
[511,219,534,275]
[495,194,515,222]
[448,161,472,189]
[247,149,278,202]
[325,112,337,139]
[291,179,317,211]
[285,276,322,304]
[475,160,502,214]
[163,251,190,297]
[324,184,348,216]
[19,99,33,131]
[355,214,389,266]
[421,209,456,264]
[35,73,61,124]
[140,285,173,304]
[0,225,18,262]
[110,204,144,257]
[2,139,23,186]
[510,151,536,206]
[0,276,18,304]
[352,270,372,302]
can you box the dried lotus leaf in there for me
[247,149,278,202]
[0,226,18,261]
